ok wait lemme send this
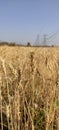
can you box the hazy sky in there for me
[0,0,59,44]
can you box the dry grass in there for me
[0,45,59,130]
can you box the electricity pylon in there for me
[34,34,40,46]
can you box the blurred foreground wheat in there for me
[0,46,59,130]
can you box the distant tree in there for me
[0,42,9,45]
[27,42,31,46]
[9,42,16,46]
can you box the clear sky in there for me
[0,0,59,45]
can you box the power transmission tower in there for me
[43,34,47,46]
[46,32,57,46]
[35,34,40,46]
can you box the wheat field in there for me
[0,45,59,130]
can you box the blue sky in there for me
[0,0,59,44]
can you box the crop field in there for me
[0,45,59,130]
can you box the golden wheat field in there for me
[0,45,59,130]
